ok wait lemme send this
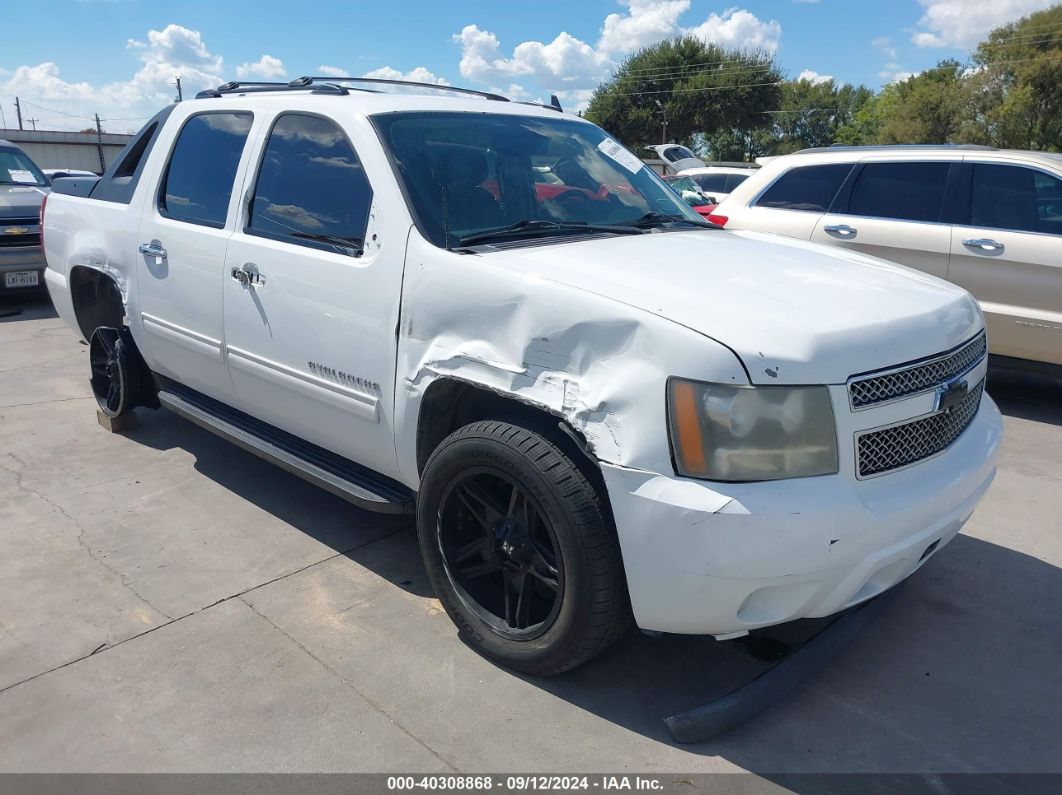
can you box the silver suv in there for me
[0,140,49,294]
[712,145,1062,371]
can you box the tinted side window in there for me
[725,173,750,192]
[755,164,853,212]
[247,114,372,253]
[159,112,252,227]
[970,164,1062,235]
[692,174,727,192]
[848,162,948,223]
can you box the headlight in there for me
[667,378,838,481]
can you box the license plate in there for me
[4,270,39,288]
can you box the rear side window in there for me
[158,112,253,228]
[246,114,372,254]
[755,164,852,212]
[970,163,1062,235]
[848,162,949,223]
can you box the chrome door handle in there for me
[962,238,1003,252]
[824,224,857,236]
[138,242,167,258]
[231,262,265,287]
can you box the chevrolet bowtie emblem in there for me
[934,377,969,413]
[3,227,29,236]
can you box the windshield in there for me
[0,148,48,186]
[373,111,703,248]
[666,176,703,194]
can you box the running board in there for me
[157,385,414,515]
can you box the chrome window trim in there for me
[846,331,986,411]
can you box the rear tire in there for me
[89,326,156,417]
[417,420,631,675]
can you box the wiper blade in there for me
[290,231,364,255]
[627,212,715,229]
[455,219,643,247]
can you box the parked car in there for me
[43,168,99,180]
[710,145,1062,370]
[662,174,716,218]
[679,163,758,205]
[0,139,49,294]
[645,143,704,174]
[43,79,1001,676]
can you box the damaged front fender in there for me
[393,234,749,486]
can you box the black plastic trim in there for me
[665,587,898,743]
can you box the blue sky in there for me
[1,0,1055,132]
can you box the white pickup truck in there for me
[43,77,1002,675]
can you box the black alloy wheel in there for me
[89,326,129,417]
[437,469,563,638]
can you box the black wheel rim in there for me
[437,469,563,640]
[89,329,124,415]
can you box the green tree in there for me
[585,37,782,151]
[770,79,875,153]
[873,59,971,144]
[964,4,1062,150]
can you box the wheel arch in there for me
[415,377,611,513]
[69,265,125,341]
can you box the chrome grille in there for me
[849,332,987,409]
[856,378,984,478]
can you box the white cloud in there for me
[684,9,782,53]
[879,68,917,83]
[454,3,781,95]
[363,66,450,86]
[455,25,612,89]
[911,0,1056,49]
[872,36,898,58]
[598,0,692,54]
[317,64,348,77]
[797,69,833,84]
[236,54,286,80]
[1,23,225,132]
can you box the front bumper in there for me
[602,393,1002,635]
[0,246,46,289]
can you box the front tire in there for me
[417,420,631,675]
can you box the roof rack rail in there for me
[794,144,997,154]
[195,79,352,99]
[299,76,510,102]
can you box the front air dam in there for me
[664,585,899,743]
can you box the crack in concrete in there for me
[0,526,407,697]
[0,352,83,374]
[2,396,93,409]
[238,594,458,772]
[0,457,176,622]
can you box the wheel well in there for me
[416,379,610,505]
[70,267,124,341]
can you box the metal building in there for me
[0,128,134,174]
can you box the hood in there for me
[490,229,983,385]
[0,183,48,218]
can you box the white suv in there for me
[43,79,1001,675]
[711,145,1062,369]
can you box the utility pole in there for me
[661,104,668,144]
[94,114,106,173]
[14,97,23,130]
[174,75,183,102]
[26,118,38,131]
